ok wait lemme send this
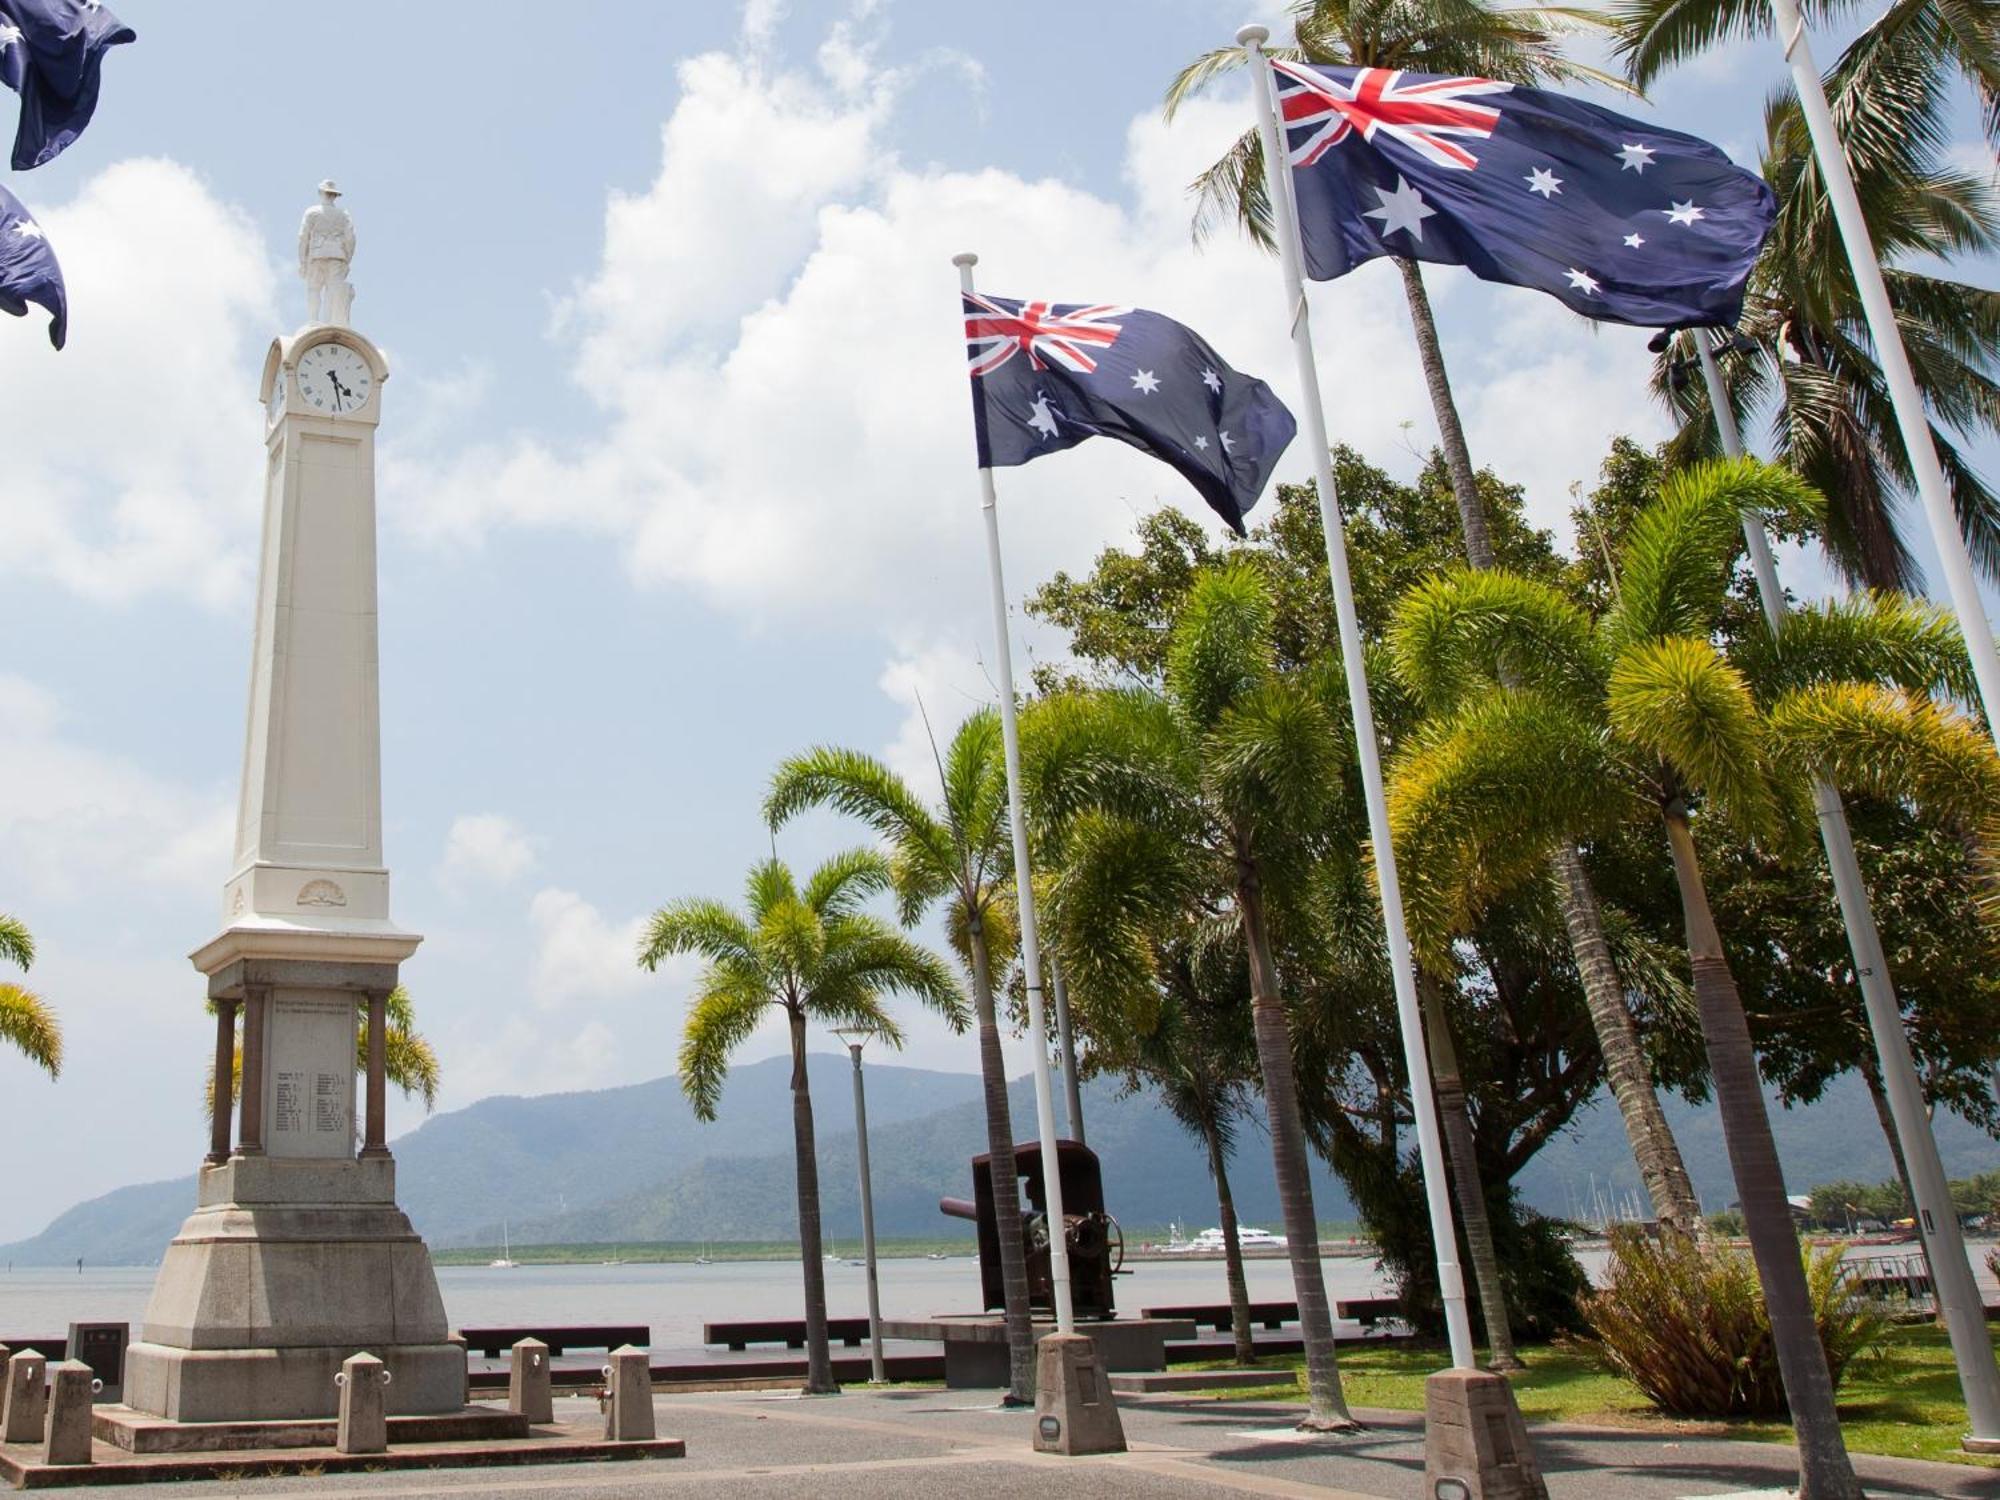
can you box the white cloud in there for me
[877,641,996,795]
[0,673,233,907]
[448,1014,626,1101]
[527,887,661,1009]
[436,812,540,891]
[0,159,278,608]
[388,33,1665,635]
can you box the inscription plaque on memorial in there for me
[261,990,356,1159]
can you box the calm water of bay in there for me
[0,1243,1987,1353]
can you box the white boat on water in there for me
[488,1223,518,1269]
[1168,1226,1287,1253]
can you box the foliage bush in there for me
[1359,1153,1590,1344]
[1576,1226,1887,1417]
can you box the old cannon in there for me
[940,1139,1123,1319]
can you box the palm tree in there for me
[764,726,1044,1399]
[1614,0,2000,142]
[205,984,439,1118]
[1130,940,1263,1368]
[1024,562,1360,1429]
[1386,457,1996,1498]
[1168,0,1708,1251]
[639,849,966,1397]
[1655,24,2000,592]
[0,913,60,1079]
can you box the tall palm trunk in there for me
[1395,257,1491,565]
[1202,1117,1257,1367]
[1549,845,1706,1238]
[1661,802,1862,1500]
[1419,971,1519,1370]
[787,1006,837,1395]
[966,920,1036,1404]
[1397,252,1704,1243]
[1235,840,1355,1429]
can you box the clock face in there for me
[266,363,288,425]
[295,342,374,415]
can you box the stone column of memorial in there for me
[121,182,465,1425]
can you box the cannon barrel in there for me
[938,1196,978,1222]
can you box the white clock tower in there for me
[119,188,487,1435]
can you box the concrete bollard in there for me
[447,1331,470,1407]
[1,1350,48,1443]
[335,1353,390,1456]
[1031,1333,1127,1456]
[602,1345,654,1442]
[41,1361,94,1466]
[1423,1369,1549,1500]
[509,1338,553,1424]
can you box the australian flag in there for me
[1270,60,1775,329]
[965,293,1295,534]
[0,0,135,170]
[0,183,65,346]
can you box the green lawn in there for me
[1183,1325,1998,1469]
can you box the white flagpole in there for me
[1695,337,2000,1446]
[953,250,1076,1337]
[1238,25,1475,1371]
[1762,0,2000,741]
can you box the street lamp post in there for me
[833,1026,886,1384]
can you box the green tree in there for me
[1112,937,1264,1367]
[639,850,965,1396]
[764,716,1040,1401]
[1614,0,1999,142]
[1388,457,1997,1498]
[1025,562,1361,1427]
[0,913,60,1079]
[1169,1,1707,1251]
[1035,464,1627,1351]
[1655,26,2000,591]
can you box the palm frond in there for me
[638,898,758,971]
[801,847,893,921]
[1388,688,1623,962]
[767,746,955,880]
[1608,635,1777,834]
[1167,561,1278,732]
[383,1024,441,1111]
[1735,592,1975,704]
[0,982,60,1078]
[0,914,32,972]
[1609,458,1822,650]
[678,970,773,1121]
[1208,676,1345,837]
[812,915,969,1034]
[1388,566,1603,710]
[1768,682,2000,838]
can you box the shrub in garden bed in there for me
[1575,1226,1887,1417]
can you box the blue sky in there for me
[0,0,1992,1239]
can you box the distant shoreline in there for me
[428,1228,1376,1268]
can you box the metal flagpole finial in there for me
[952,251,978,268]
[1236,22,1269,45]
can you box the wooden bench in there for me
[1335,1297,1407,1327]
[704,1318,874,1351]
[1141,1301,1298,1332]
[456,1325,649,1358]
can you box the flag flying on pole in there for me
[1269,59,1775,329]
[964,292,1295,534]
[0,0,134,170]
[0,182,65,346]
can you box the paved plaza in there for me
[91,1387,1998,1500]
